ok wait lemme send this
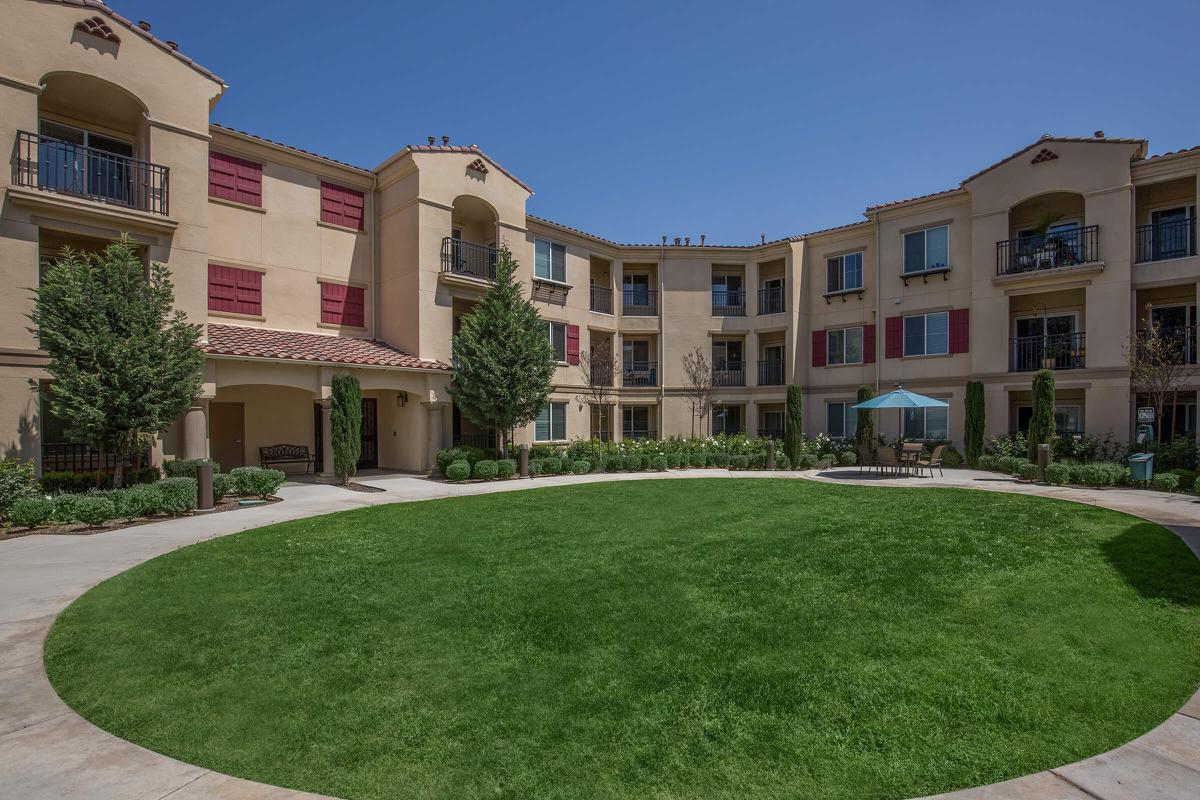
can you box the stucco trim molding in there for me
[0,72,42,93]
[7,186,179,234]
[145,116,211,142]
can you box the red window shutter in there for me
[209,152,262,207]
[320,182,365,230]
[885,316,904,359]
[863,324,876,364]
[208,264,261,316]
[949,308,970,354]
[566,324,580,365]
[812,329,827,367]
[343,286,365,327]
[320,282,365,327]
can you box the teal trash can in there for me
[1127,453,1154,481]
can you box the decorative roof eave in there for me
[209,124,375,176]
[960,136,1147,185]
[375,145,534,194]
[201,324,451,372]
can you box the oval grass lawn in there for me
[45,479,1200,800]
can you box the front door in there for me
[359,398,378,470]
[209,402,245,469]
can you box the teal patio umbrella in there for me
[852,386,948,442]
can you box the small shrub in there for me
[1152,473,1180,493]
[998,456,1021,475]
[229,467,287,498]
[976,454,998,471]
[8,497,54,529]
[623,455,644,472]
[445,460,471,481]
[748,453,766,470]
[941,449,963,468]
[1044,462,1070,485]
[156,477,198,515]
[818,455,836,470]
[51,493,85,524]
[74,495,117,526]
[797,453,819,469]
[473,460,499,480]
[571,459,591,475]
[1078,464,1110,488]
[436,446,490,475]
[113,483,164,520]
[728,454,749,471]
[688,452,707,469]
[541,457,564,475]
[589,455,607,473]
[775,453,792,470]
[839,451,857,466]
[1017,462,1040,481]
[164,458,221,479]
[1167,468,1196,492]
[708,453,730,469]
[496,459,517,479]
[648,456,668,471]
[0,458,36,520]
[669,453,685,469]
[212,473,234,505]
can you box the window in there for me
[826,327,863,365]
[623,406,655,439]
[320,282,365,327]
[1055,406,1082,434]
[903,311,949,356]
[826,252,863,293]
[535,402,567,441]
[903,225,949,273]
[208,151,262,207]
[827,402,858,439]
[535,238,566,282]
[546,321,567,362]
[208,264,262,316]
[713,404,743,436]
[712,339,743,368]
[903,406,949,440]
[320,182,365,230]
[760,410,785,437]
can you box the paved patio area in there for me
[1,468,1197,799]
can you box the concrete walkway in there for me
[0,468,1197,799]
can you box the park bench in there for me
[259,444,315,473]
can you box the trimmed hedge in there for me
[649,456,668,472]
[40,466,161,494]
[8,497,54,528]
[436,446,491,475]
[163,459,220,479]
[1044,462,1070,485]
[229,467,287,499]
[496,459,517,479]
[688,452,707,468]
[775,453,792,470]
[212,473,234,506]
[445,460,471,481]
[157,477,199,515]
[472,460,498,480]
[1152,473,1180,493]
[571,460,591,475]
[1017,461,1040,481]
[839,451,857,466]
[728,454,749,471]
[0,458,36,520]
[977,454,998,471]
[998,456,1021,476]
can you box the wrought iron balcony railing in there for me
[622,428,658,441]
[712,288,746,316]
[441,237,498,281]
[996,225,1098,276]
[1009,332,1086,372]
[713,362,745,386]
[622,361,658,387]
[757,359,784,386]
[622,287,658,316]
[14,130,170,215]
[758,285,784,315]
[1135,218,1196,263]
[757,427,785,440]
[1135,325,1197,365]
[590,284,613,313]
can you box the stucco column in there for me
[318,399,334,480]
[423,401,446,472]
[182,400,209,461]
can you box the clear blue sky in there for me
[117,0,1198,245]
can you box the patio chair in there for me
[856,443,877,476]
[916,445,945,478]
[877,446,899,476]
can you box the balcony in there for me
[1136,218,1196,263]
[590,284,613,314]
[1009,332,1086,372]
[622,287,658,316]
[758,285,784,315]
[713,362,745,386]
[590,361,615,386]
[623,427,658,441]
[622,361,657,387]
[14,130,169,216]
[757,359,784,386]
[712,288,746,317]
[996,225,1099,276]
[1136,325,1197,365]
[441,237,497,281]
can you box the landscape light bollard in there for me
[519,444,529,479]
[766,439,776,470]
[196,462,214,511]
[1037,443,1050,483]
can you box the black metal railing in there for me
[452,432,495,450]
[590,362,615,386]
[996,225,1099,276]
[623,428,658,441]
[758,285,784,315]
[1136,325,1197,365]
[622,361,658,387]
[41,442,146,474]
[757,359,784,386]
[441,237,498,281]
[757,427,785,440]
[590,429,612,442]
[713,362,745,386]
[14,130,169,215]
[1009,332,1086,372]
[1136,218,1196,263]
[622,287,658,315]
[590,284,612,313]
[712,288,745,316]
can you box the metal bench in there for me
[259,444,315,473]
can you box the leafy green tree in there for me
[784,384,803,463]
[29,238,202,487]
[964,380,985,465]
[448,245,555,457]
[1028,369,1056,460]
[855,385,873,446]
[330,374,362,484]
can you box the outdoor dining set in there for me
[850,386,947,478]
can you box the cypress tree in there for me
[448,245,555,456]
[784,384,803,463]
[855,385,873,446]
[331,373,362,484]
[1028,369,1055,460]
[964,380,985,465]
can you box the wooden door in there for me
[209,402,245,469]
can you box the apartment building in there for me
[2,0,1197,477]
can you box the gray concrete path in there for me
[0,468,1197,799]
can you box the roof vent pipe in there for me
[662,235,667,245]
[760,233,766,244]
[1093,130,1105,138]
[165,40,179,50]
[427,136,435,146]
[674,237,681,246]
[685,237,691,246]
[442,136,450,145]
[137,20,151,31]
[700,234,706,246]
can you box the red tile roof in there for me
[210,124,374,174]
[203,324,450,371]
[960,136,1146,184]
[865,188,963,212]
[1141,144,1200,162]
[394,144,534,193]
[49,0,226,86]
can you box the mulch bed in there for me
[0,496,283,542]
[341,482,385,493]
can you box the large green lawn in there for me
[46,480,1200,800]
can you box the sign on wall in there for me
[1137,407,1156,424]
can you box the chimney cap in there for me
[137,20,151,31]
[441,135,450,146]
[427,136,435,146]
[165,40,179,50]
[661,235,667,245]
[673,237,681,246]
[1093,129,1105,138]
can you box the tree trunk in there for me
[95,443,105,489]
[112,441,127,489]
[496,428,506,460]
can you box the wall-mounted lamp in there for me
[396,391,409,407]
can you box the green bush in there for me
[1028,369,1056,460]
[571,459,591,475]
[748,453,766,470]
[839,451,856,466]
[39,466,161,494]
[797,453,819,469]
[74,494,117,526]
[688,452,707,468]
[445,460,471,481]
[156,477,198,515]
[728,454,749,470]
[941,449,963,468]
[818,455,836,470]
[1152,473,1180,493]
[473,460,498,480]
[330,373,363,483]
[1078,464,1110,488]
[0,458,36,520]
[8,496,54,529]
[622,455,643,472]
[1167,468,1196,492]
[496,459,517,479]
[964,380,985,465]
[1017,461,1040,481]
[976,454,998,471]
[542,457,564,475]
[51,493,85,524]
[229,467,287,499]
[998,456,1021,476]
[775,453,792,470]
[112,483,164,520]
[212,473,234,505]
[163,459,220,479]
[707,452,730,469]
[589,455,607,473]
[436,446,490,475]
[1044,462,1070,485]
